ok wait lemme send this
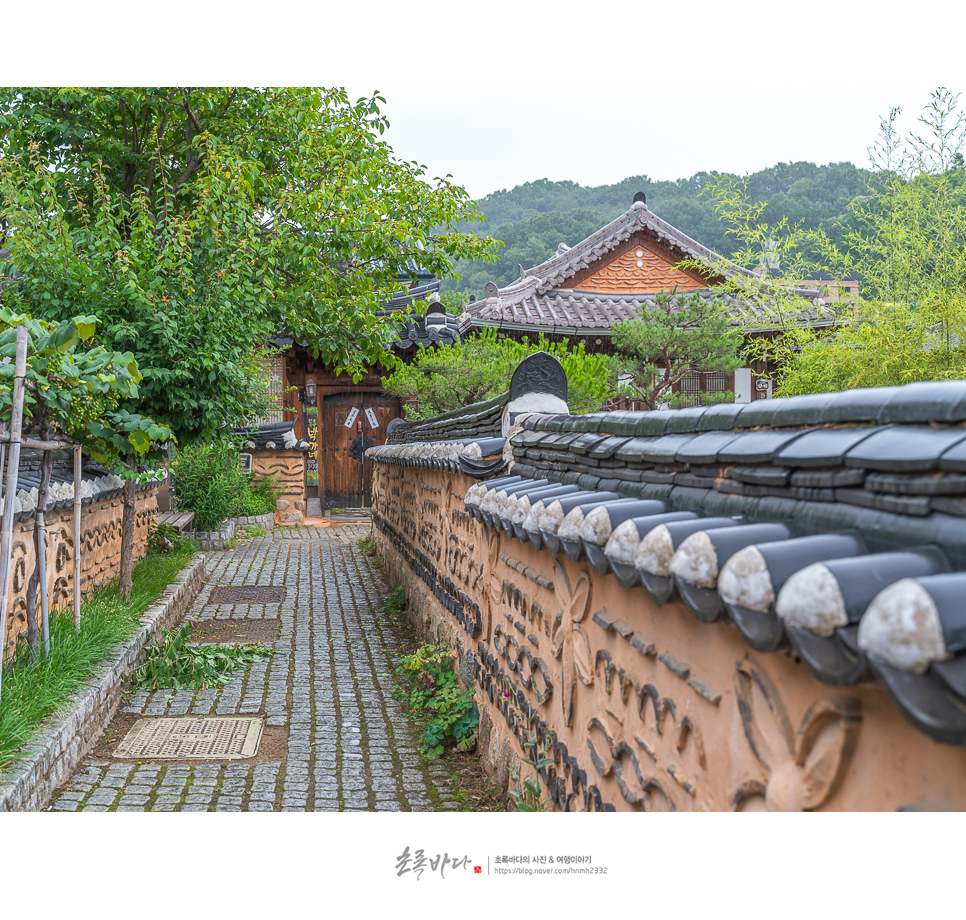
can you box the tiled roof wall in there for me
[371,379,966,745]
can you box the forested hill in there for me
[444,162,870,296]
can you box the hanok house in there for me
[263,279,461,514]
[459,192,834,404]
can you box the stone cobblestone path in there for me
[47,525,463,812]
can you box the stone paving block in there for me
[50,526,460,813]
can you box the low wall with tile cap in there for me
[3,483,159,661]
[370,380,966,812]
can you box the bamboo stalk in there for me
[0,422,6,509]
[73,446,82,630]
[0,326,29,697]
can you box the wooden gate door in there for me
[320,393,400,509]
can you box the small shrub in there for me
[148,522,191,555]
[508,737,556,812]
[239,474,281,516]
[380,585,406,616]
[171,442,281,530]
[393,644,478,758]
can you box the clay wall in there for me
[251,450,307,524]
[371,462,966,811]
[3,487,158,661]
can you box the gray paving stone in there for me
[51,525,461,813]
[51,800,79,811]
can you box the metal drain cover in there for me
[115,717,264,760]
[209,585,284,605]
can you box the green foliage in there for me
[0,543,194,773]
[442,165,872,298]
[169,440,277,531]
[508,738,556,812]
[0,86,498,441]
[238,472,281,517]
[383,326,614,418]
[392,644,478,758]
[147,522,192,555]
[610,290,743,409]
[381,585,406,616]
[701,88,966,395]
[0,307,171,464]
[127,623,271,692]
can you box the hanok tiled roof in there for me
[380,285,460,351]
[460,197,831,335]
[272,281,460,353]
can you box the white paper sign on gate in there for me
[365,407,379,429]
[343,406,360,428]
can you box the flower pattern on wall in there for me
[733,659,861,811]
[550,561,593,727]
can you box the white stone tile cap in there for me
[556,506,587,542]
[857,579,950,673]
[579,505,616,546]
[635,523,675,576]
[775,563,848,637]
[717,546,775,613]
[501,395,568,436]
[604,518,643,566]
[505,495,532,525]
[480,487,512,515]
[532,499,569,534]
[669,530,719,588]
[522,499,549,533]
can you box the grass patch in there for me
[0,543,195,776]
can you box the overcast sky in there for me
[346,86,942,199]
[8,1,962,205]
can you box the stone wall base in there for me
[192,513,275,551]
[0,555,207,812]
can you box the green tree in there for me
[382,327,614,418]
[610,290,743,409]
[701,88,966,395]
[0,86,498,595]
[0,307,169,642]
[0,87,498,381]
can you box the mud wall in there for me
[371,462,966,812]
[3,487,158,660]
[252,450,306,524]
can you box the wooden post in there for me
[73,446,82,630]
[0,422,6,503]
[0,326,29,696]
[37,511,49,658]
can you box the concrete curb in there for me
[0,554,207,812]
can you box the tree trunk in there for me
[118,458,137,602]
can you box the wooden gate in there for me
[319,393,400,509]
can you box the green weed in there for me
[393,644,478,758]
[127,624,271,691]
